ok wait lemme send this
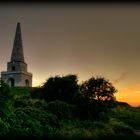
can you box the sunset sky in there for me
[0,2,140,106]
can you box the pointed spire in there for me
[11,22,25,62]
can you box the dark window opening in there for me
[25,79,29,87]
[8,78,15,87]
[12,66,15,71]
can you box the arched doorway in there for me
[8,78,15,87]
[25,79,29,87]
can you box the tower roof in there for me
[11,22,25,62]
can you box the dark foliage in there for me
[0,79,10,101]
[46,100,77,120]
[0,76,139,139]
[30,75,118,120]
[0,79,11,118]
[30,87,44,99]
[42,74,79,103]
[71,76,118,120]
[80,76,117,102]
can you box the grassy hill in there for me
[0,87,140,139]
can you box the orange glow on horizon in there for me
[116,93,140,107]
[116,83,140,106]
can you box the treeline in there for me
[31,75,118,119]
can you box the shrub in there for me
[30,87,43,99]
[5,107,60,138]
[0,118,10,137]
[46,100,76,119]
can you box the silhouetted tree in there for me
[80,76,117,102]
[77,76,117,119]
[42,74,79,103]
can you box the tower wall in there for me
[1,71,32,87]
[7,61,27,72]
[1,22,32,87]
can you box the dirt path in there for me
[134,130,140,137]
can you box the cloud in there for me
[113,72,128,85]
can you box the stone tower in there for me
[1,22,32,87]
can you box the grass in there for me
[111,106,140,130]
[53,118,138,139]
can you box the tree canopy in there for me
[42,74,79,103]
[80,76,117,102]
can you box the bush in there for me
[46,100,76,120]
[0,80,12,118]
[0,118,10,137]
[0,79,10,96]
[15,107,60,128]
[14,96,48,110]
[6,107,60,138]
[30,87,43,99]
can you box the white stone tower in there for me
[1,22,32,87]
